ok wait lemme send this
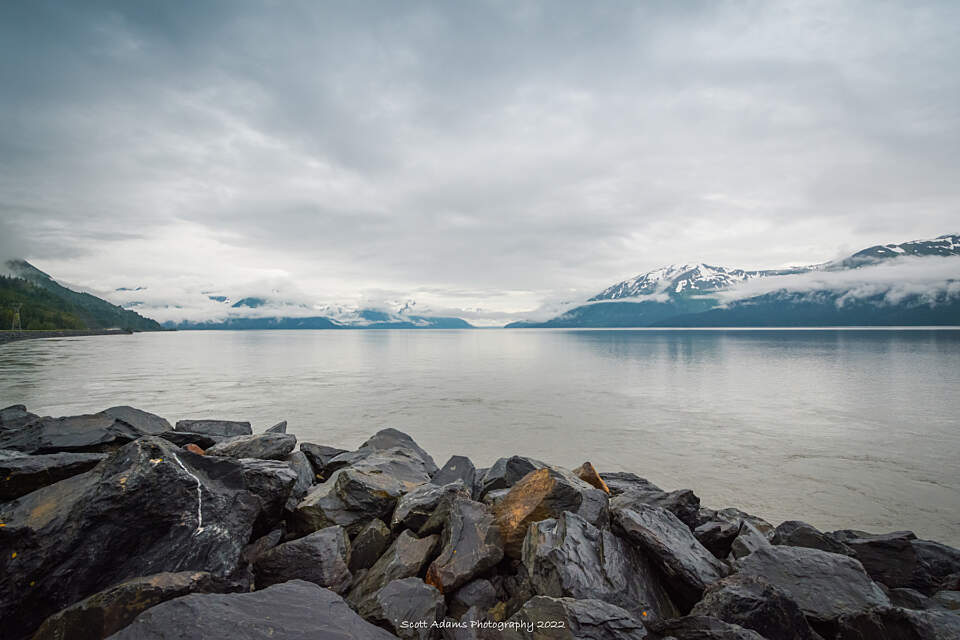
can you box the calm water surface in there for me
[1,329,958,545]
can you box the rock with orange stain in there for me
[573,461,610,494]
[184,443,205,455]
[425,496,504,593]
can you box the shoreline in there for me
[0,329,134,345]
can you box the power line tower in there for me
[10,303,22,333]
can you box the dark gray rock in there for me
[503,596,650,639]
[522,511,678,622]
[207,432,297,460]
[648,615,766,639]
[833,606,960,640]
[350,518,393,573]
[426,496,504,593]
[253,525,352,592]
[612,503,729,610]
[265,420,287,433]
[691,574,822,640]
[932,590,959,610]
[348,530,441,605]
[599,471,662,496]
[357,577,446,640]
[728,521,771,561]
[284,450,314,511]
[99,406,172,435]
[359,427,439,475]
[0,404,38,431]
[694,519,741,559]
[449,579,498,619]
[157,430,218,449]
[773,520,855,556]
[912,540,960,593]
[242,529,284,565]
[888,587,940,610]
[0,414,149,454]
[0,451,106,501]
[610,486,701,530]
[735,545,891,627]
[174,419,252,438]
[0,437,260,640]
[106,579,398,640]
[479,456,547,497]
[433,455,477,495]
[237,458,297,536]
[481,488,510,507]
[828,529,920,589]
[714,508,776,540]
[300,442,348,479]
[392,481,471,533]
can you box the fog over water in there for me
[1,328,958,545]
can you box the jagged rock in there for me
[691,574,822,640]
[612,503,729,610]
[481,488,510,507]
[610,486,701,530]
[573,461,611,494]
[449,579,498,618]
[350,519,392,572]
[648,615,766,639]
[392,481,471,532]
[493,467,609,558]
[253,525,352,592]
[174,419,252,438]
[0,437,260,640]
[107,579,398,640]
[265,420,287,434]
[735,545,891,628]
[522,511,678,622]
[99,406,172,435]
[357,577,446,640]
[433,455,477,494]
[300,442,348,479]
[158,430,218,449]
[888,587,939,610]
[728,521,771,560]
[0,404,38,431]
[827,529,920,589]
[0,451,106,500]
[284,450,314,511]
[206,433,297,460]
[833,606,960,640]
[0,414,149,454]
[359,428,439,474]
[184,443,205,455]
[694,519,741,559]
[426,497,504,592]
[32,571,232,640]
[773,520,855,556]
[479,456,546,496]
[242,529,284,565]
[503,596,650,639]
[932,590,960,610]
[237,458,297,535]
[912,540,960,593]
[599,472,662,496]
[714,508,776,540]
[348,530,441,605]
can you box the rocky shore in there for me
[0,329,134,345]
[1,404,958,640]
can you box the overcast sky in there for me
[1,1,958,324]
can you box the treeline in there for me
[0,276,88,330]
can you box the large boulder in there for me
[647,615,766,639]
[348,530,441,605]
[735,545,891,630]
[237,458,297,535]
[713,508,776,541]
[599,472,662,497]
[392,481,472,533]
[728,521,772,561]
[358,428,439,475]
[157,430,218,449]
[265,420,287,434]
[694,519,741,559]
[493,467,609,558]
[503,596,650,639]
[610,486,701,530]
[206,432,297,460]
[99,406,171,435]
[479,456,547,496]
[773,521,855,556]
[828,529,921,590]
[106,579,398,640]
[253,525,352,592]
[284,450,315,511]
[833,606,960,639]
[0,404,38,431]
[0,437,260,640]
[174,419,252,438]
[32,571,232,640]
[433,456,477,494]
[0,451,106,501]
[691,574,822,640]
[612,503,729,610]
[357,577,446,640]
[0,414,150,454]
[350,518,393,573]
[572,461,611,493]
[913,540,960,593]
[522,511,678,622]
[299,442,348,479]
[426,496,504,593]
[449,579,499,618]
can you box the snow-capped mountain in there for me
[589,263,773,300]
[823,233,960,270]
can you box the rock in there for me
[449,579,499,618]
[350,519,393,572]
[299,442,348,479]
[0,414,150,454]
[206,432,297,460]
[691,574,822,640]
[32,571,231,640]
[0,451,106,501]
[599,472,662,496]
[912,540,960,593]
[157,430,218,449]
[728,521,771,561]
[479,456,546,496]
[714,508,776,541]
[357,577,446,640]
[493,467,609,558]
[242,529,284,565]
[610,486,701,530]
[433,455,477,494]
[734,545,891,629]
[184,443,205,455]
[694,519,741,559]
[573,461,611,494]
[833,606,960,640]
[253,525,352,592]
[0,437,260,640]
[174,419,252,438]
[265,420,287,433]
[648,615,766,639]
[348,530,441,605]
[392,481,471,533]
[522,511,678,622]
[284,450,314,511]
[481,488,510,507]
[932,590,960,610]
[426,497,504,592]
[359,427,439,475]
[612,503,729,610]
[237,458,297,535]
[106,579,398,640]
[827,529,920,589]
[888,587,940,610]
[0,404,38,431]
[773,520,855,556]
[99,406,172,435]
[503,596,650,639]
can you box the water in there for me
[1,328,958,546]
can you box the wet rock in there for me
[348,530,441,605]
[107,579,398,640]
[573,461,611,494]
[912,540,960,593]
[184,443,205,455]
[236,458,297,535]
[522,511,678,622]
[426,497,504,592]
[433,455,477,494]
[284,450,314,511]
[392,481,471,533]
[350,518,392,573]
[300,442,348,479]
[694,519,741,559]
[174,419,252,438]
[503,596,650,640]
[888,587,940,610]
[612,503,729,610]
[728,521,772,561]
[99,406,172,435]
[157,430,218,449]
[714,508,776,541]
[610,486,701,530]
[360,427,439,474]
[735,545,891,628]
[826,529,920,589]
[357,577,446,640]
[32,571,230,640]
[253,525,352,592]
[932,590,960,610]
[0,404,38,431]
[691,574,822,640]
[773,520,855,556]
[0,414,149,454]
[0,451,106,501]
[265,420,287,434]
[833,606,960,640]
[493,467,609,558]
[599,472,662,496]
[479,456,546,496]
[449,579,498,618]
[481,488,510,507]
[648,615,766,639]
[242,529,284,565]
[206,432,297,460]
[0,437,260,640]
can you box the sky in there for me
[1,1,958,325]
